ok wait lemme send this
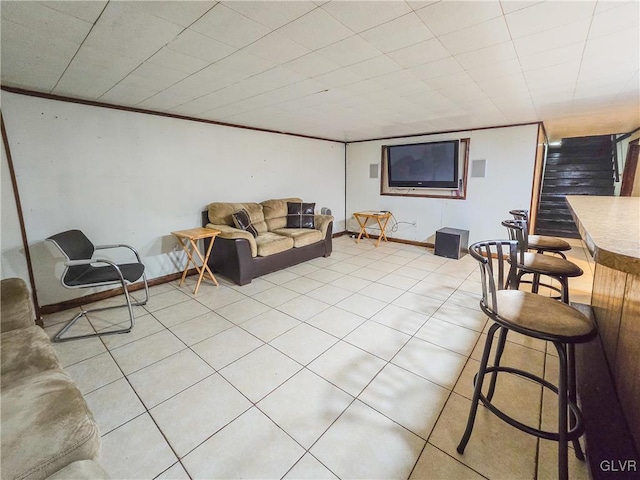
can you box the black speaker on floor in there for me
[435,227,469,259]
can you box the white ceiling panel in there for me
[132,1,215,28]
[438,16,511,55]
[222,1,315,29]
[1,0,638,142]
[321,0,411,33]
[190,3,270,48]
[276,7,353,50]
[359,12,434,53]
[505,0,596,39]
[415,0,503,37]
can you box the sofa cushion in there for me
[255,232,294,257]
[231,209,258,238]
[287,202,315,229]
[1,370,101,480]
[47,460,110,480]
[208,202,240,227]
[1,326,60,388]
[242,203,268,234]
[261,198,301,231]
[272,228,323,248]
[1,278,35,333]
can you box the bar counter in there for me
[566,195,640,455]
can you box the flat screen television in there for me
[387,140,459,188]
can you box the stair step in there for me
[543,186,615,195]
[543,178,615,188]
[544,169,614,178]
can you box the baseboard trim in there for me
[345,231,434,249]
[39,268,199,315]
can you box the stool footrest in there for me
[478,365,585,442]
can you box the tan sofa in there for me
[0,278,109,480]
[202,197,334,285]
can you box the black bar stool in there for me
[502,219,582,304]
[509,209,571,259]
[457,240,597,480]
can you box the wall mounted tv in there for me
[387,140,460,188]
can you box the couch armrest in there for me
[1,278,35,333]
[206,224,257,257]
[314,215,334,239]
[47,460,110,480]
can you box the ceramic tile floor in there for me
[42,235,595,480]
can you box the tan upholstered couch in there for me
[0,278,109,480]
[202,197,334,285]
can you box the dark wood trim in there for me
[620,139,639,197]
[529,124,546,233]
[39,268,200,314]
[0,85,344,145]
[1,113,43,326]
[349,121,542,144]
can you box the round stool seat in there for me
[528,235,571,253]
[495,290,596,342]
[520,252,583,277]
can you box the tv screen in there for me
[387,140,459,188]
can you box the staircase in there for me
[536,135,615,238]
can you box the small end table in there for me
[171,227,221,294]
[353,211,392,247]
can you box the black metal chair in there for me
[47,229,149,342]
[502,219,582,304]
[509,209,572,259]
[457,240,597,480]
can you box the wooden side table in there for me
[171,227,221,294]
[353,211,392,247]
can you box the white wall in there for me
[346,124,540,245]
[1,137,31,285]
[1,92,345,306]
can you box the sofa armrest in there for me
[314,215,334,239]
[47,460,110,479]
[206,223,257,257]
[1,278,35,333]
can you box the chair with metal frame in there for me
[509,209,572,259]
[47,229,149,342]
[457,239,597,480]
[502,219,582,304]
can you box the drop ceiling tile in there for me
[583,27,640,63]
[438,16,511,56]
[513,18,591,57]
[53,46,142,99]
[466,58,522,82]
[359,12,434,53]
[347,55,403,79]
[317,35,382,67]
[387,38,449,68]
[131,1,214,28]
[284,53,341,77]
[213,51,276,76]
[589,1,639,39]
[453,41,517,70]
[100,83,160,106]
[249,67,308,91]
[525,61,581,93]
[321,0,411,33]
[120,62,190,92]
[519,43,585,72]
[82,2,183,60]
[222,1,315,29]
[499,1,543,15]
[190,3,270,48]
[437,82,486,103]
[415,0,503,36]
[406,1,439,11]
[276,8,353,50]
[409,56,462,80]
[0,19,80,91]
[476,72,530,97]
[40,0,107,23]
[147,47,210,75]
[315,68,364,87]
[424,71,475,90]
[506,0,596,39]
[2,1,94,44]
[168,30,237,63]
[242,32,310,64]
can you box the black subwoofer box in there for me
[434,227,469,259]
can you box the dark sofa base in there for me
[202,213,333,286]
